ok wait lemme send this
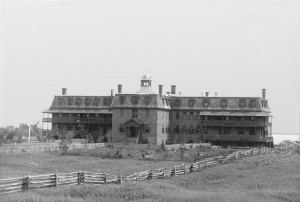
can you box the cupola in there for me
[137,71,153,94]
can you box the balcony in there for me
[51,117,112,124]
[202,120,267,127]
[43,118,52,122]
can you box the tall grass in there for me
[1,154,299,202]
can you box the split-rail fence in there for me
[0,143,105,154]
[0,147,272,195]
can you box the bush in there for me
[59,131,75,154]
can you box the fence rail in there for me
[0,143,105,154]
[0,147,273,195]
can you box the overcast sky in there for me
[0,0,299,135]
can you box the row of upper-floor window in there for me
[52,112,268,122]
[119,124,170,134]
[119,109,169,119]
[202,116,268,122]
[172,125,264,135]
[121,110,268,121]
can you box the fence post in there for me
[22,175,27,192]
[190,163,193,172]
[183,164,186,174]
[27,173,31,191]
[77,172,81,185]
[103,173,106,184]
[148,169,152,180]
[118,175,122,184]
[55,170,58,187]
[135,173,139,181]
[162,170,165,179]
[82,171,85,184]
[173,166,176,176]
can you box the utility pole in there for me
[28,124,30,142]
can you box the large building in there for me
[42,72,273,147]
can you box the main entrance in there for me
[124,118,144,141]
[129,126,136,137]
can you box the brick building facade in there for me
[43,72,273,147]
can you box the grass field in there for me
[1,145,299,202]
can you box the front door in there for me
[130,126,136,137]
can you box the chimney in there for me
[205,92,209,97]
[171,85,176,95]
[262,89,266,99]
[111,89,114,96]
[62,88,67,95]
[159,85,163,95]
[118,84,122,94]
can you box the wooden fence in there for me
[0,143,105,154]
[0,147,272,195]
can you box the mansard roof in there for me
[48,95,114,110]
[169,96,271,112]
[43,109,111,114]
[111,94,171,109]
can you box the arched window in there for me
[220,99,227,107]
[202,99,210,107]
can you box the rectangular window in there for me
[132,109,138,118]
[183,112,187,119]
[189,126,194,134]
[196,126,201,134]
[215,116,222,121]
[202,126,207,134]
[218,127,222,135]
[182,126,187,134]
[190,112,194,120]
[175,125,180,133]
[249,128,255,135]
[68,114,72,117]
[59,114,62,117]
[176,111,180,119]
[225,116,229,121]
[95,114,99,118]
[224,127,231,135]
[145,124,150,133]
[238,127,244,135]
[87,114,89,118]
[119,124,125,132]
[146,109,149,118]
[162,127,164,133]
[250,117,255,121]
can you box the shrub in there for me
[59,131,75,154]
